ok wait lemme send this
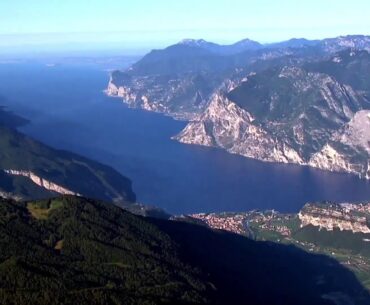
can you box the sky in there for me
[0,0,370,55]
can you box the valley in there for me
[1,63,370,214]
[1,1,370,304]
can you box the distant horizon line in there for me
[0,32,369,45]
[0,33,369,58]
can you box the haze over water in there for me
[1,62,370,214]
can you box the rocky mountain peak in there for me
[179,38,211,46]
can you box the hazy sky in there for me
[1,0,369,53]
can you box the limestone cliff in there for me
[4,169,79,196]
[298,202,370,234]
[309,111,370,179]
[106,72,214,120]
[175,64,370,179]
[175,93,304,164]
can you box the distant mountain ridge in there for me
[107,35,370,178]
[178,38,263,54]
[173,35,370,54]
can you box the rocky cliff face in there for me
[176,57,370,178]
[175,93,304,164]
[4,169,79,196]
[176,73,369,172]
[107,72,215,119]
[309,110,370,179]
[298,202,370,234]
[108,37,370,179]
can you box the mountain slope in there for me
[309,110,370,178]
[107,36,370,177]
[266,35,370,53]
[0,196,368,305]
[107,35,370,118]
[320,35,370,53]
[0,107,135,204]
[266,38,320,49]
[176,49,370,178]
[106,38,312,118]
[106,41,251,118]
[179,38,263,54]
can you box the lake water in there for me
[1,62,370,214]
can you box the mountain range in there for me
[107,35,370,179]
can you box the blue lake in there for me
[1,62,370,214]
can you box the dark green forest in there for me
[0,196,368,305]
